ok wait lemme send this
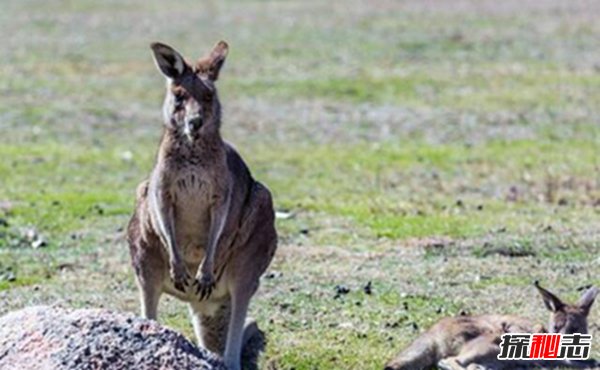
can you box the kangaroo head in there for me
[150,41,229,140]
[535,282,598,334]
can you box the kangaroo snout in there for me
[183,114,202,138]
[186,114,202,129]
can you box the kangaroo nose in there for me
[186,115,203,129]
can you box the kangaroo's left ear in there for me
[535,281,565,312]
[577,286,598,315]
[207,40,229,81]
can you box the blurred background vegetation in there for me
[0,1,599,368]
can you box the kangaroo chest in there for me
[170,169,218,262]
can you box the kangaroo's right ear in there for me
[577,286,598,315]
[150,42,188,79]
[206,40,229,81]
[535,281,565,312]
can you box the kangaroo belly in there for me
[171,172,213,263]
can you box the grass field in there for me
[1,0,599,368]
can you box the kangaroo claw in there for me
[195,273,216,300]
[170,262,190,293]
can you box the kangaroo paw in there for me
[195,273,216,300]
[169,261,190,292]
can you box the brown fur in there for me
[385,283,598,370]
[127,41,276,370]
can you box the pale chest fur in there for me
[169,168,220,264]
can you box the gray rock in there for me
[0,306,226,370]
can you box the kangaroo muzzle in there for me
[184,114,202,140]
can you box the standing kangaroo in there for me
[385,283,598,370]
[127,41,277,370]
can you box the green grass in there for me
[233,67,600,111]
[248,139,599,239]
[2,138,597,240]
[1,0,600,368]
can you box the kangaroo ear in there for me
[207,40,229,81]
[577,286,598,315]
[535,281,565,312]
[150,42,188,79]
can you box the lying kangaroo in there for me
[385,283,598,370]
[127,41,277,370]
